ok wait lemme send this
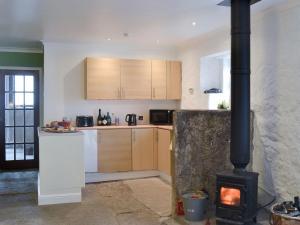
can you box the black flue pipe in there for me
[230,0,251,169]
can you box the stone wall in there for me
[172,110,253,212]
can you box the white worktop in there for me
[38,129,84,136]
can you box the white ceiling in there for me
[0,0,286,50]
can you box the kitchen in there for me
[38,56,181,206]
[1,0,299,225]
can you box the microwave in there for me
[149,110,174,125]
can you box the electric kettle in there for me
[125,114,137,126]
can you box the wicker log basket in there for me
[270,204,300,225]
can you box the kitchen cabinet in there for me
[167,61,182,100]
[120,59,152,99]
[85,58,121,99]
[151,60,167,100]
[157,129,171,175]
[85,57,182,100]
[98,129,132,173]
[132,128,154,170]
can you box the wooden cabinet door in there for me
[98,129,132,172]
[157,129,171,175]
[167,61,182,100]
[86,58,121,99]
[121,59,152,99]
[151,60,167,100]
[132,128,154,171]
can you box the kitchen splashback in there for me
[65,100,179,126]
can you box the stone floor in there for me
[0,172,178,225]
[0,171,271,225]
[0,170,37,195]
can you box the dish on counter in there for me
[42,127,78,133]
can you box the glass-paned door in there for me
[0,70,39,170]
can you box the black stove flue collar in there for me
[218,0,261,7]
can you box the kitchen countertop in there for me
[77,124,173,131]
[38,128,84,136]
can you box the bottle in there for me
[102,114,107,126]
[115,117,120,126]
[97,109,102,126]
[106,112,112,125]
[111,113,116,125]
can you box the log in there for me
[270,204,300,225]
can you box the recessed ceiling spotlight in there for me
[192,21,197,26]
[156,40,160,44]
[106,38,111,41]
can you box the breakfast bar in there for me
[38,129,85,205]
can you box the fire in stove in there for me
[220,187,241,206]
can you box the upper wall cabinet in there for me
[151,60,167,100]
[167,61,182,100]
[86,58,121,99]
[121,59,152,99]
[85,57,181,100]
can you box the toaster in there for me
[76,116,94,127]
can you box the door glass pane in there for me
[25,76,34,92]
[5,75,14,92]
[5,144,14,161]
[5,127,14,143]
[5,93,14,109]
[15,93,24,108]
[14,75,24,92]
[25,127,34,143]
[25,93,34,108]
[25,110,34,126]
[25,144,34,160]
[5,110,14,126]
[15,127,24,143]
[15,110,24,126]
[16,144,24,160]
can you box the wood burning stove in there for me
[216,0,261,224]
[216,171,258,224]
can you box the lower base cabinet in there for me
[157,129,171,175]
[96,127,171,174]
[132,128,154,171]
[98,129,132,173]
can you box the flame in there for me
[220,187,241,206]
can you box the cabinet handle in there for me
[133,130,135,142]
[122,88,125,98]
[153,88,156,98]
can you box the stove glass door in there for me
[220,187,241,206]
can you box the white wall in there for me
[178,0,300,201]
[200,57,223,92]
[178,30,230,110]
[43,42,179,125]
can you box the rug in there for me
[124,177,172,217]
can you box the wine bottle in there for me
[97,109,102,126]
[102,115,107,125]
[106,112,112,125]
